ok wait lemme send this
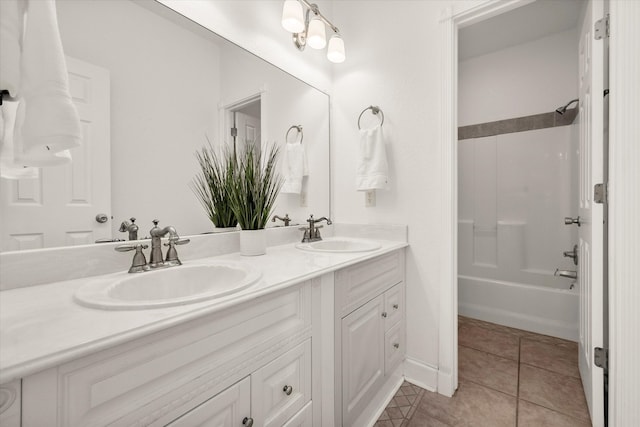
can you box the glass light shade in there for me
[307,18,326,49]
[327,34,345,63]
[281,0,305,33]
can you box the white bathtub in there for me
[458,275,578,341]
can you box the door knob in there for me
[564,216,581,226]
[95,213,109,223]
[563,244,579,265]
[555,269,577,280]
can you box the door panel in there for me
[577,1,605,425]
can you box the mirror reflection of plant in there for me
[229,143,283,230]
[191,141,238,229]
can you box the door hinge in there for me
[594,347,608,370]
[595,14,610,40]
[230,127,238,137]
[594,183,607,204]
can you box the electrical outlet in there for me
[300,192,308,207]
[365,190,376,207]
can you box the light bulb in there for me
[281,0,304,33]
[327,34,345,63]
[307,17,326,49]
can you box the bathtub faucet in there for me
[554,269,577,280]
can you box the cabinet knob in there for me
[283,385,293,395]
[381,312,388,318]
[393,304,399,310]
[393,343,400,349]
[243,417,254,427]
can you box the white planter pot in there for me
[239,229,267,256]
[212,226,238,233]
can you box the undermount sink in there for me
[295,237,381,253]
[74,261,262,310]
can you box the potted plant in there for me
[229,143,283,256]
[191,142,238,231]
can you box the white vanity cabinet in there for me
[335,250,406,426]
[0,380,21,427]
[21,281,313,427]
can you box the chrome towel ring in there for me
[357,105,384,130]
[286,125,303,144]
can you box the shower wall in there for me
[458,29,579,340]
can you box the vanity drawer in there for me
[384,282,405,331]
[336,250,404,317]
[384,321,405,375]
[252,339,312,427]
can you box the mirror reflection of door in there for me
[228,97,261,158]
[0,56,111,251]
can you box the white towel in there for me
[281,143,308,194]
[0,0,24,98]
[356,126,388,191]
[0,101,39,180]
[15,0,80,167]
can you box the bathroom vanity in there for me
[0,227,407,427]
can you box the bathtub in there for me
[458,275,578,341]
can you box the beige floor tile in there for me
[518,400,591,426]
[520,337,580,378]
[519,364,590,421]
[414,380,516,427]
[407,412,451,427]
[458,345,519,396]
[458,323,520,360]
[519,330,580,347]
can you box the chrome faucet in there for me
[555,269,578,280]
[116,219,189,273]
[300,214,332,243]
[119,217,139,240]
[272,214,291,227]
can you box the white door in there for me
[236,111,261,155]
[577,0,605,425]
[341,295,385,426]
[0,57,111,250]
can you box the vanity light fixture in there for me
[281,0,345,63]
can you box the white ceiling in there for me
[459,0,584,61]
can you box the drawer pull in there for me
[393,304,399,310]
[393,343,400,349]
[283,385,293,395]
[243,417,254,426]
[381,312,388,318]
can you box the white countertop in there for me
[0,238,407,384]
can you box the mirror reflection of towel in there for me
[0,101,39,179]
[281,143,308,194]
[14,0,81,167]
[356,127,388,191]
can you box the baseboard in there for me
[403,357,438,392]
[459,302,577,341]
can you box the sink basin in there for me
[295,238,381,253]
[74,261,262,310]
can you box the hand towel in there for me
[356,126,388,191]
[281,142,308,194]
[0,0,23,98]
[16,0,81,167]
[0,101,39,180]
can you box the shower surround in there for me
[458,119,579,341]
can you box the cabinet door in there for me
[341,295,385,426]
[167,377,250,427]
[252,340,312,427]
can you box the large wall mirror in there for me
[0,0,330,252]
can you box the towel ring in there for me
[357,105,384,130]
[286,125,303,144]
[0,90,11,106]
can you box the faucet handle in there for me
[163,238,189,266]
[115,243,148,252]
[115,244,150,273]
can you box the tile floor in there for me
[375,316,591,427]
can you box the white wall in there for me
[331,0,482,389]
[458,28,578,126]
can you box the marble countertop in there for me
[0,237,407,384]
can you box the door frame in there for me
[438,1,640,424]
[219,88,267,154]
